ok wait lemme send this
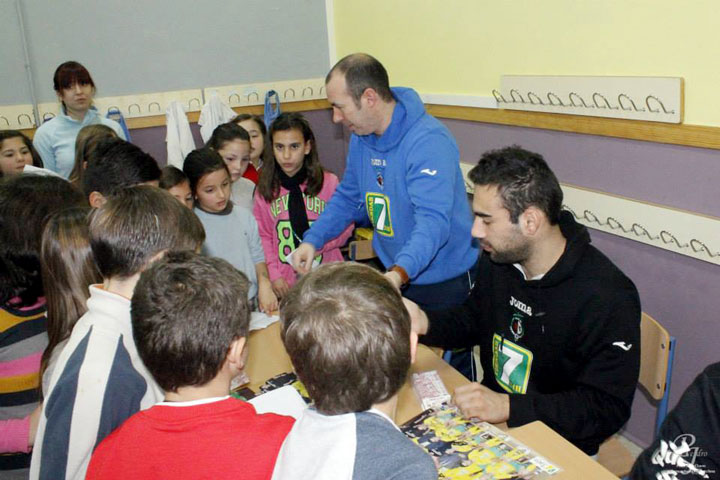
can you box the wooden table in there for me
[246,322,617,479]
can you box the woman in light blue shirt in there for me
[33,61,126,179]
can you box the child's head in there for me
[231,113,267,165]
[69,124,118,186]
[40,206,101,378]
[281,262,415,415]
[0,130,43,177]
[89,185,205,280]
[132,251,250,392]
[183,148,232,213]
[206,123,251,183]
[258,112,324,202]
[82,137,161,207]
[159,166,193,209]
[0,175,85,304]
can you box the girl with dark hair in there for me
[183,148,278,313]
[0,130,47,177]
[68,124,118,188]
[206,123,255,210]
[32,61,126,179]
[159,166,193,209]
[253,112,352,298]
[39,207,101,394]
[0,175,85,472]
[231,113,267,184]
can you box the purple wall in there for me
[443,118,720,447]
[130,109,718,447]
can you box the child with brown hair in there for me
[86,251,294,479]
[31,186,205,480]
[273,262,437,480]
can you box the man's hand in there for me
[402,298,429,336]
[453,383,510,424]
[291,242,316,274]
[272,278,291,299]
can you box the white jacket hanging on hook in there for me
[198,92,237,143]
[165,101,197,169]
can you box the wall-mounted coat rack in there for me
[497,76,683,123]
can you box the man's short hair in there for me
[281,262,411,415]
[326,53,393,107]
[89,185,205,279]
[469,145,563,224]
[82,138,161,198]
[132,251,250,392]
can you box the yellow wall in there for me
[333,0,720,126]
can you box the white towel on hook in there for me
[198,92,237,143]
[165,101,196,169]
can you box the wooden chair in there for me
[597,312,676,477]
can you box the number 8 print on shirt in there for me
[365,192,393,236]
[492,334,533,394]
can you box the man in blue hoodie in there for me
[292,53,478,312]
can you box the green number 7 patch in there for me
[492,334,533,394]
[365,193,393,236]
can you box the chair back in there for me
[639,312,676,437]
[638,313,671,401]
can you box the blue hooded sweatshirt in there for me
[304,87,478,284]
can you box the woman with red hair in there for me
[33,61,126,179]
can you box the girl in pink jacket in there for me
[253,113,353,298]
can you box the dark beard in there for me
[488,242,531,265]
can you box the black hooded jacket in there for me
[423,211,641,455]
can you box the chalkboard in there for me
[0,0,330,106]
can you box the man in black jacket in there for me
[406,146,641,456]
[630,363,719,479]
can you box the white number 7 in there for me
[374,198,386,228]
[500,345,523,385]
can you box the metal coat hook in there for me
[546,92,564,106]
[659,231,687,249]
[631,223,656,240]
[509,89,525,103]
[284,88,296,99]
[646,95,674,114]
[605,216,623,230]
[0,116,9,126]
[228,93,241,104]
[246,92,259,103]
[592,93,617,110]
[188,98,201,110]
[302,86,313,97]
[690,239,720,258]
[148,102,161,113]
[568,92,591,108]
[128,103,141,114]
[527,92,543,105]
[17,114,33,125]
[492,89,507,103]
[107,105,121,114]
[617,94,645,112]
[43,113,56,122]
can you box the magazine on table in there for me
[401,404,562,479]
